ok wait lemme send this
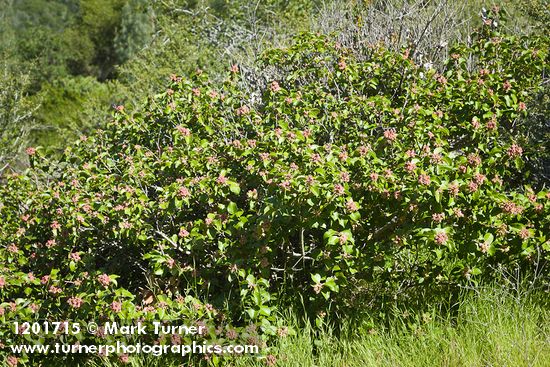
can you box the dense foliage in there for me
[3,0,549,167]
[1,8,549,364]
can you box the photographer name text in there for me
[13,321,206,336]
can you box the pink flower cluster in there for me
[501,201,523,215]
[217,174,228,185]
[177,186,191,198]
[405,161,416,172]
[279,180,291,190]
[507,144,523,158]
[467,153,482,167]
[334,184,345,196]
[97,274,111,287]
[434,232,448,245]
[338,60,347,70]
[346,200,359,212]
[418,174,431,185]
[178,228,189,238]
[340,171,350,182]
[432,213,444,223]
[111,301,122,313]
[49,286,62,295]
[176,125,191,137]
[270,81,281,92]
[6,355,17,367]
[338,232,348,244]
[383,128,397,142]
[519,228,531,240]
[67,296,83,309]
[236,105,250,115]
[486,117,497,130]
[448,182,459,196]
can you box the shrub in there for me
[1,8,549,364]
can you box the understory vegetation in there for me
[88,284,550,367]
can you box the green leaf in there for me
[311,273,322,283]
[227,201,238,215]
[228,181,241,194]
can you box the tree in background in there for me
[1,0,548,179]
[113,0,154,65]
[0,53,39,173]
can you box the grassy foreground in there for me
[86,285,550,367]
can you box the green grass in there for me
[83,284,550,367]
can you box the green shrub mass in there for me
[1,8,549,366]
